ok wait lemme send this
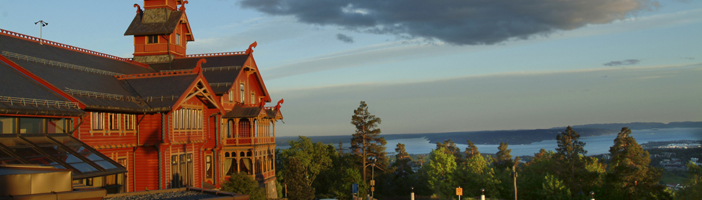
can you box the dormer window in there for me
[147,35,158,44]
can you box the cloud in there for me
[604,59,641,66]
[336,33,354,43]
[682,57,695,60]
[239,0,659,45]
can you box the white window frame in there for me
[108,113,121,130]
[91,112,104,130]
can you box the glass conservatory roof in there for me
[0,134,126,179]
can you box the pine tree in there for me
[555,126,587,195]
[393,143,412,179]
[350,101,387,183]
[607,127,670,200]
[436,139,463,163]
[493,142,514,170]
[464,140,480,160]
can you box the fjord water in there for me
[384,128,702,156]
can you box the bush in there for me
[221,172,267,200]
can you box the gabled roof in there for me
[123,74,199,109]
[151,54,249,95]
[124,8,185,36]
[0,61,83,116]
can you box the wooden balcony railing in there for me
[224,137,275,146]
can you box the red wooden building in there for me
[0,0,282,197]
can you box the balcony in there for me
[224,136,275,146]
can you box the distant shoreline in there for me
[277,121,702,146]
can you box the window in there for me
[173,108,203,131]
[47,118,68,133]
[176,34,181,45]
[240,83,245,104]
[118,158,127,167]
[173,110,179,130]
[205,155,212,179]
[251,92,255,105]
[1,117,15,134]
[108,113,120,130]
[186,108,191,129]
[91,112,104,130]
[125,114,136,130]
[228,92,233,102]
[147,35,158,44]
[19,118,43,134]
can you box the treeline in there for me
[221,102,702,200]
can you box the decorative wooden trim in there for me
[185,51,246,58]
[0,29,149,68]
[0,95,80,109]
[2,51,124,76]
[114,70,196,80]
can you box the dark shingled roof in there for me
[151,55,249,94]
[124,74,198,109]
[124,9,184,36]
[223,105,264,118]
[0,34,153,74]
[151,54,249,71]
[0,62,84,116]
[0,34,162,112]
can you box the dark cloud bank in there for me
[240,0,658,45]
[604,59,641,66]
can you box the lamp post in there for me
[411,187,415,200]
[34,20,48,45]
[481,188,485,200]
[371,158,376,199]
[590,191,595,200]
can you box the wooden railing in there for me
[186,51,246,58]
[224,137,275,146]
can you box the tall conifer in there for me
[555,126,587,195]
[607,127,669,199]
[350,101,387,183]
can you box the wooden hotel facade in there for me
[0,0,281,197]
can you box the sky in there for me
[1,0,701,136]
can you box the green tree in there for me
[555,126,587,195]
[518,149,555,199]
[676,161,702,199]
[426,147,458,199]
[437,139,463,164]
[456,144,500,198]
[280,136,334,188]
[464,140,480,160]
[221,172,267,200]
[350,101,387,183]
[538,174,571,200]
[285,157,315,200]
[493,142,514,170]
[393,143,413,179]
[607,127,670,200]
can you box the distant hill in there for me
[276,121,702,146]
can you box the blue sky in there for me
[2,0,701,136]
